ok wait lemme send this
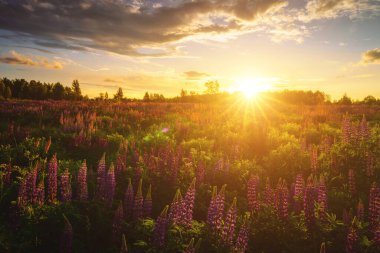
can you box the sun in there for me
[235,78,273,99]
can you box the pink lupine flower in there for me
[346,222,358,253]
[59,168,72,203]
[222,197,237,246]
[124,178,134,219]
[247,175,259,213]
[233,216,250,253]
[153,205,169,247]
[294,174,304,214]
[96,153,106,200]
[105,163,116,207]
[133,179,143,220]
[317,176,328,221]
[143,184,152,218]
[180,178,196,228]
[77,160,88,202]
[47,154,58,203]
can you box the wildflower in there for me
[222,197,237,246]
[59,168,72,203]
[153,205,169,247]
[317,176,328,221]
[96,153,106,200]
[346,222,358,253]
[180,178,196,228]
[123,178,134,219]
[133,179,143,220]
[247,175,259,213]
[77,160,88,202]
[105,163,116,207]
[348,169,356,195]
[143,184,152,218]
[233,216,250,253]
[47,154,58,203]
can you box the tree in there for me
[180,89,187,98]
[3,86,12,99]
[204,80,220,94]
[338,93,352,105]
[363,95,377,105]
[72,79,82,99]
[143,92,150,102]
[52,82,65,100]
[105,92,108,100]
[114,87,124,100]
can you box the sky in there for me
[0,0,380,99]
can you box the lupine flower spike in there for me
[143,184,152,218]
[133,179,143,220]
[222,197,237,246]
[124,178,134,219]
[153,205,169,247]
[77,160,88,202]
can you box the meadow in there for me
[0,97,379,253]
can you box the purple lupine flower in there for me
[366,152,374,177]
[317,176,328,221]
[34,179,45,206]
[124,178,134,219]
[96,153,107,200]
[374,223,380,246]
[112,202,124,242]
[59,169,72,203]
[360,114,370,141]
[346,223,358,253]
[133,179,143,220]
[26,165,38,204]
[342,115,351,143]
[304,177,315,229]
[77,160,88,202]
[214,185,226,231]
[47,154,58,203]
[207,186,217,228]
[60,215,73,253]
[356,199,364,221]
[169,189,183,224]
[294,174,304,214]
[310,146,318,174]
[222,197,237,246]
[153,205,169,247]
[275,179,289,219]
[17,178,27,209]
[233,217,250,253]
[105,163,116,207]
[264,178,273,207]
[120,234,128,253]
[115,152,126,182]
[369,183,380,229]
[247,175,259,213]
[348,169,356,195]
[143,184,152,218]
[179,178,196,228]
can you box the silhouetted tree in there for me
[72,79,82,99]
[52,82,65,100]
[114,87,124,100]
[143,92,150,102]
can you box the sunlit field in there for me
[1,0,380,252]
[1,89,380,253]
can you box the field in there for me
[0,98,380,253]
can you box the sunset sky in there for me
[0,0,380,99]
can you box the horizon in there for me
[1,0,380,99]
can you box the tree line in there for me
[0,78,84,100]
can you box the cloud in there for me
[0,50,64,69]
[361,48,380,64]
[183,71,209,80]
[0,0,286,56]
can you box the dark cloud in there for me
[0,50,63,69]
[361,48,380,64]
[184,71,209,80]
[0,0,285,56]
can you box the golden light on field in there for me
[232,78,274,99]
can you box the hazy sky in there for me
[0,0,380,99]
